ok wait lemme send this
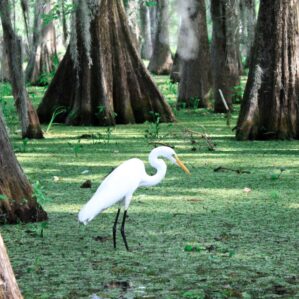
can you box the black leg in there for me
[121,210,129,251]
[113,208,121,249]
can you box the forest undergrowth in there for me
[0,77,298,299]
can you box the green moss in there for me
[0,79,299,298]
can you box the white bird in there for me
[78,146,190,250]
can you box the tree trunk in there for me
[150,4,157,47]
[170,51,182,83]
[0,40,10,82]
[0,115,47,224]
[148,0,173,75]
[37,0,175,126]
[61,0,68,46]
[140,2,153,60]
[125,0,140,51]
[25,0,58,85]
[236,0,299,140]
[0,0,44,139]
[211,0,241,112]
[20,0,30,45]
[170,18,185,83]
[177,0,212,108]
[0,234,23,299]
[239,0,256,67]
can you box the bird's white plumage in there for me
[78,146,189,225]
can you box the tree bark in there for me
[0,115,47,224]
[140,2,153,60]
[0,40,9,82]
[149,4,157,47]
[20,0,30,45]
[61,0,68,46]
[239,0,256,67]
[211,0,241,112]
[148,0,173,75]
[0,0,44,139]
[25,0,58,85]
[177,0,212,108]
[170,18,185,84]
[37,0,175,126]
[170,51,182,83]
[0,234,23,299]
[236,0,299,140]
[125,0,140,51]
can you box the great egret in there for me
[78,146,190,250]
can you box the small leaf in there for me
[184,245,202,252]
[228,250,235,257]
[184,245,193,252]
[0,194,8,201]
[145,1,157,7]
[270,174,280,180]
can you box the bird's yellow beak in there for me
[175,155,191,175]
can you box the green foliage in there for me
[14,138,30,153]
[0,84,14,121]
[32,181,51,207]
[68,139,83,157]
[104,127,113,144]
[94,105,116,144]
[144,111,161,141]
[0,76,298,299]
[96,105,117,121]
[46,106,67,133]
[32,181,50,237]
[42,2,76,25]
[144,0,157,7]
[166,79,178,97]
[26,256,43,274]
[182,290,205,299]
[270,167,286,180]
[0,194,8,201]
[37,55,60,86]
[184,245,202,252]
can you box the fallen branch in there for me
[218,89,231,127]
[214,166,251,174]
[184,128,216,151]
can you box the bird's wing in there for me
[79,158,146,223]
[91,158,145,208]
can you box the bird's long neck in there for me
[140,151,167,187]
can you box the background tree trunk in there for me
[211,0,241,112]
[125,0,140,51]
[60,0,69,46]
[0,0,44,139]
[20,0,30,45]
[25,0,58,85]
[0,40,10,82]
[170,19,185,83]
[0,115,47,224]
[140,2,153,60]
[239,0,256,67]
[170,51,182,83]
[236,0,299,140]
[148,0,173,75]
[150,4,157,47]
[0,234,23,299]
[37,0,175,126]
[177,0,212,108]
